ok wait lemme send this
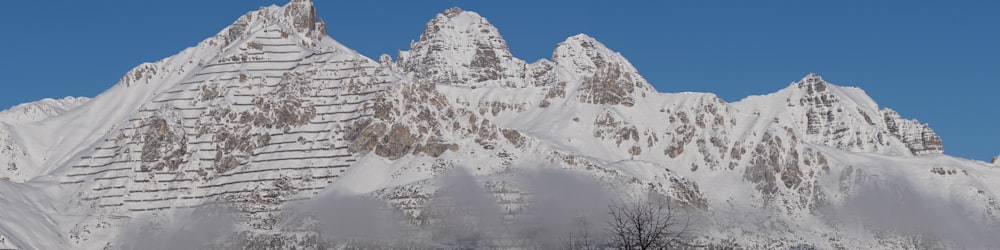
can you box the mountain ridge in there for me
[0,96,90,126]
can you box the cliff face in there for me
[0,2,993,250]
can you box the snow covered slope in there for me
[0,97,91,182]
[0,1,997,249]
[0,96,90,125]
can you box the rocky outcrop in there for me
[526,59,560,88]
[282,0,322,34]
[348,80,462,159]
[214,0,326,49]
[742,129,830,213]
[881,109,944,155]
[118,63,161,87]
[195,72,318,174]
[593,110,640,147]
[744,132,800,196]
[139,115,188,172]
[795,74,839,135]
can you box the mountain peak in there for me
[230,0,324,38]
[442,6,464,17]
[565,33,599,45]
[280,0,322,34]
[553,33,653,106]
[397,7,523,85]
[417,7,492,42]
[793,72,831,96]
[762,73,945,156]
[802,72,823,82]
[552,33,645,80]
[783,72,875,109]
[207,0,327,50]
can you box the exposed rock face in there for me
[790,74,887,152]
[526,59,560,88]
[215,0,326,49]
[348,80,462,159]
[139,115,188,172]
[744,132,799,196]
[882,109,944,155]
[397,7,526,86]
[194,72,318,174]
[741,129,830,213]
[552,34,654,106]
[593,110,640,147]
[377,124,415,158]
[796,74,839,135]
[282,0,321,34]
[118,63,161,87]
[652,95,733,170]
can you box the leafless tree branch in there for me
[605,196,697,250]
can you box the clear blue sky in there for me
[0,1,996,161]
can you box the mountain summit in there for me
[398,7,525,86]
[554,34,655,106]
[0,1,996,249]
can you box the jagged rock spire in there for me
[282,0,323,34]
[802,72,822,82]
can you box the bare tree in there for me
[561,216,601,250]
[606,196,696,250]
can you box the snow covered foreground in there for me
[1,0,999,249]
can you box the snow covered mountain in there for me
[0,1,997,249]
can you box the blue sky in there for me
[0,1,996,161]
